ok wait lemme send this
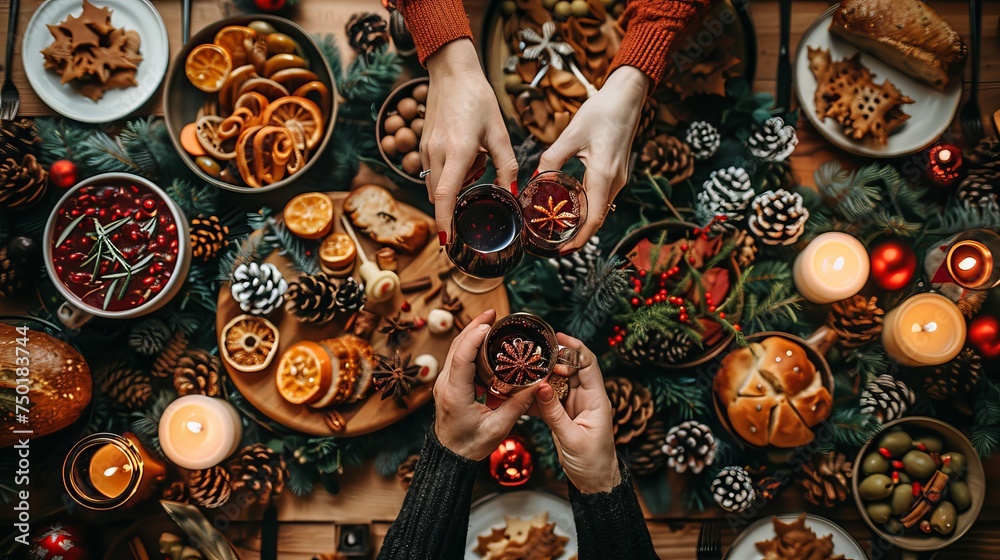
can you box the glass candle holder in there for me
[62,432,165,510]
[518,170,588,257]
[447,184,524,294]
[489,436,533,487]
[945,229,1000,290]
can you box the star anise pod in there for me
[372,350,420,407]
[495,338,548,385]
[530,196,578,236]
[379,312,415,347]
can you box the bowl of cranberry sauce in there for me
[44,173,191,327]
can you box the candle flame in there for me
[186,421,203,434]
[924,322,938,333]
[939,149,952,162]
[506,467,519,477]
[833,256,845,271]
[958,256,978,271]
[103,466,118,477]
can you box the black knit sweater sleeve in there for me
[377,427,482,560]
[568,461,659,560]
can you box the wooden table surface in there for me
[3,1,1000,559]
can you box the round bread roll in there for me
[713,336,832,448]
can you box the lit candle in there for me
[89,442,133,498]
[946,240,993,289]
[158,395,242,469]
[926,143,963,187]
[881,293,966,367]
[793,232,870,304]
[488,436,533,487]
[64,432,166,510]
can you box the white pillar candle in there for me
[158,395,242,469]
[881,293,966,367]
[793,232,870,304]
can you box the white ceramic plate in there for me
[22,0,169,123]
[726,514,867,560]
[793,5,962,158]
[466,491,578,559]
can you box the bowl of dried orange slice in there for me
[163,16,337,193]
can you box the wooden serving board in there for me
[216,191,511,436]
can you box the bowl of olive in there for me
[852,417,985,555]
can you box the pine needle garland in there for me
[129,390,177,458]
[844,346,890,383]
[338,49,403,103]
[565,256,628,341]
[741,261,804,334]
[643,375,708,423]
[815,408,883,453]
[34,117,92,164]
[165,179,218,217]
[972,379,1000,458]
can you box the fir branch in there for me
[815,408,883,453]
[217,219,277,281]
[374,448,416,478]
[338,49,403,104]
[286,459,316,496]
[643,376,708,422]
[972,379,1000,458]
[312,33,344,91]
[117,118,162,177]
[844,346,889,383]
[618,302,706,351]
[165,178,219,217]
[741,261,804,334]
[262,218,320,275]
[565,257,628,341]
[129,390,177,458]
[78,124,147,176]
[523,418,565,479]
[34,117,93,164]
[924,202,998,237]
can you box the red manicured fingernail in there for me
[510,180,518,197]
[438,231,447,246]
[532,169,540,178]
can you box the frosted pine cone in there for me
[685,121,721,160]
[663,421,717,474]
[231,262,288,315]
[712,466,755,512]
[697,166,753,229]
[746,116,798,162]
[860,374,915,423]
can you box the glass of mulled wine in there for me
[447,184,524,293]
[475,312,582,398]
[519,170,588,257]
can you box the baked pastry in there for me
[713,336,832,448]
[755,514,850,560]
[311,335,375,408]
[343,184,430,254]
[474,512,569,560]
[830,0,967,90]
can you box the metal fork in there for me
[696,522,723,560]
[1,0,21,122]
[959,0,983,145]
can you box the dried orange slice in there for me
[219,64,258,110]
[238,77,289,101]
[254,125,301,184]
[234,91,270,117]
[271,68,319,92]
[293,81,331,118]
[261,96,324,151]
[276,341,333,405]
[319,232,357,273]
[263,54,309,77]
[214,26,257,67]
[196,115,237,160]
[221,314,279,373]
[186,44,232,92]
[284,192,334,240]
[180,122,206,156]
[219,107,257,140]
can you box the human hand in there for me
[433,309,539,461]
[538,66,650,252]
[535,334,621,494]
[422,40,518,243]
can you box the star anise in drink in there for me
[530,196,577,236]
[495,338,548,385]
[372,350,420,407]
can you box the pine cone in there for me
[128,318,172,356]
[173,349,222,397]
[800,452,853,508]
[732,229,758,268]
[860,374,915,423]
[334,276,367,315]
[231,262,288,315]
[190,216,229,262]
[685,121,721,161]
[964,137,1000,170]
[663,420,717,474]
[746,189,809,246]
[547,235,600,295]
[827,295,884,348]
[152,330,188,378]
[616,329,695,366]
[346,12,390,55]
[284,273,338,323]
[0,244,26,297]
[604,377,654,445]
[759,160,796,192]
[633,97,659,148]
[712,466,755,513]
[626,418,667,476]
[637,134,694,186]
[697,166,753,229]
[922,347,983,400]
[162,480,190,503]
[189,466,231,509]
[746,116,798,162]
[0,154,48,208]
[98,362,153,410]
[228,443,288,504]
[0,119,40,160]
[397,454,420,489]
[956,169,999,213]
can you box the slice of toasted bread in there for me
[343,184,430,254]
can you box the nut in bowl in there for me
[164,16,337,192]
[43,173,191,329]
[377,78,429,183]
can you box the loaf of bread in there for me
[713,336,832,448]
[830,0,967,90]
[344,184,430,254]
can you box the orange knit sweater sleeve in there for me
[609,0,713,86]
[397,0,474,66]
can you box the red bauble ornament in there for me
[968,315,1000,358]
[870,240,917,291]
[254,0,286,11]
[30,524,88,560]
[925,143,963,187]
[489,436,533,487]
[49,160,78,189]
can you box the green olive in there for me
[554,1,574,17]
[866,502,893,524]
[949,481,972,512]
[247,20,276,36]
[570,0,590,17]
[913,435,944,453]
[859,474,894,501]
[942,452,968,479]
[878,431,913,456]
[891,484,913,515]
[195,156,221,178]
[862,452,890,475]
[930,501,956,535]
[265,33,300,56]
[898,472,912,484]
[500,0,517,16]
[884,518,905,536]
[902,450,937,480]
